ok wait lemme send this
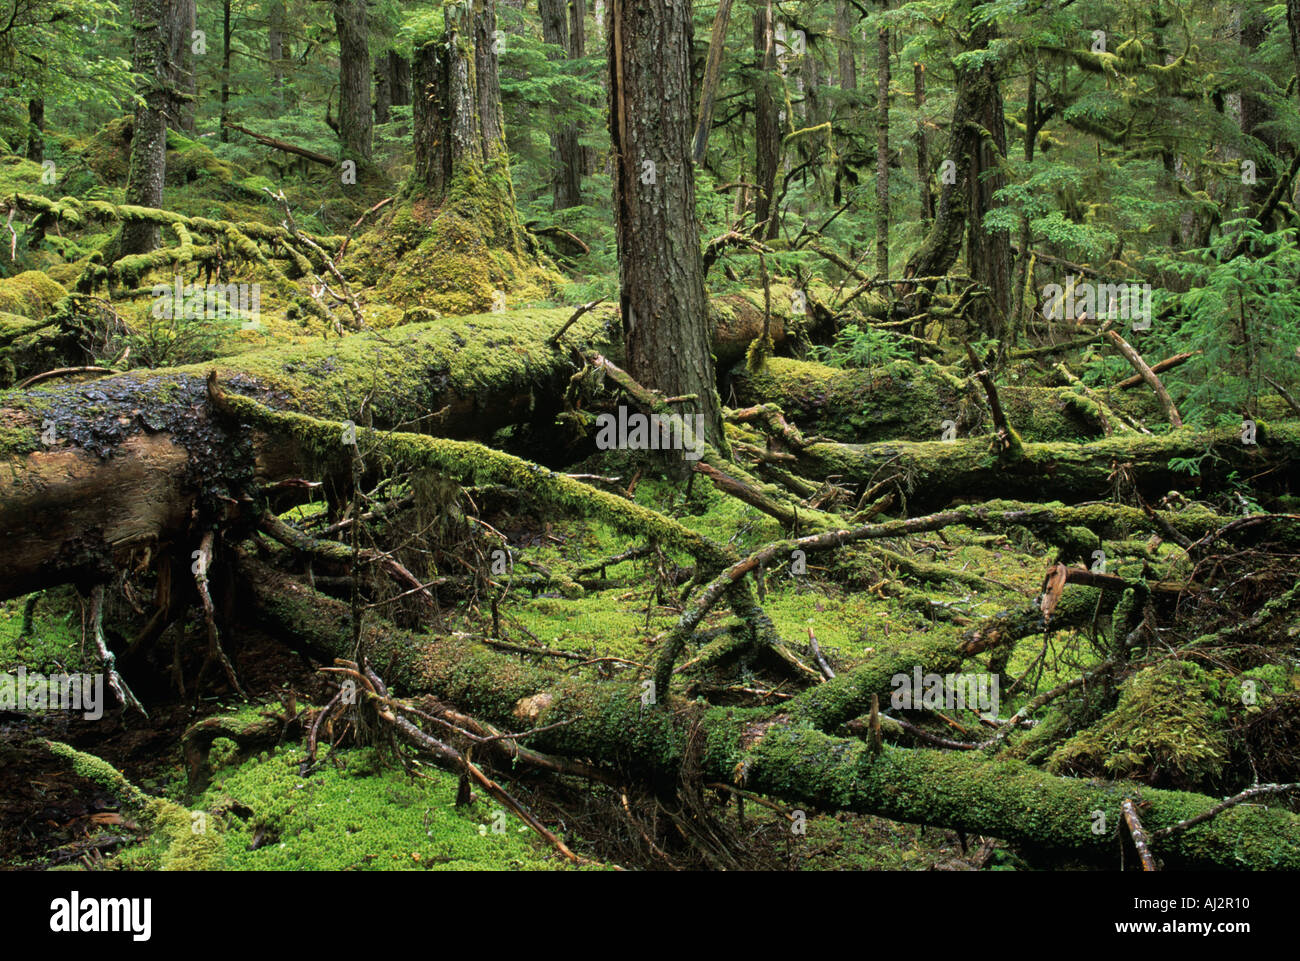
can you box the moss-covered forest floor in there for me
[3,122,1299,873]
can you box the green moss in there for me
[351,159,561,315]
[193,744,570,870]
[0,271,67,319]
[1048,661,1231,789]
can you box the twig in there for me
[193,531,246,698]
[807,626,835,680]
[1150,783,1300,840]
[546,298,606,346]
[89,585,147,717]
[1121,798,1159,871]
[1105,329,1182,428]
[15,366,115,390]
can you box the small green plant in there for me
[812,324,909,369]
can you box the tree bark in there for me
[752,2,780,240]
[25,97,43,163]
[835,0,856,91]
[609,0,727,454]
[540,0,584,208]
[964,22,1011,342]
[902,5,999,302]
[875,23,890,277]
[333,0,373,162]
[268,0,286,106]
[219,0,231,143]
[162,0,196,133]
[388,51,411,106]
[121,0,168,257]
[691,0,734,164]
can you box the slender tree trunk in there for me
[752,2,779,240]
[25,98,43,162]
[540,0,583,208]
[162,0,196,132]
[122,0,168,256]
[692,0,734,164]
[569,0,596,176]
[374,59,392,125]
[219,0,231,142]
[1242,9,1277,208]
[269,0,286,106]
[389,51,411,106]
[913,62,932,225]
[333,0,373,161]
[836,0,856,90]
[875,24,890,276]
[610,0,727,454]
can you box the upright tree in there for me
[539,0,583,209]
[162,0,196,133]
[609,0,726,453]
[121,0,168,257]
[334,0,373,161]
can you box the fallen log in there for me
[731,356,1124,443]
[793,422,1300,512]
[221,120,336,167]
[241,555,1300,869]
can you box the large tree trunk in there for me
[540,0,584,209]
[901,6,998,309]
[412,0,510,199]
[610,0,727,454]
[965,23,1011,342]
[333,0,373,162]
[0,288,813,597]
[121,0,168,257]
[162,0,196,133]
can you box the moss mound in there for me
[351,161,561,315]
[0,270,66,319]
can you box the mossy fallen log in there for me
[0,307,623,598]
[731,356,1129,444]
[242,556,1300,869]
[796,421,1300,512]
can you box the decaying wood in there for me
[1104,329,1183,428]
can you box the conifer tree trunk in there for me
[121,0,168,256]
[752,1,780,240]
[162,0,196,133]
[333,0,373,161]
[609,0,727,454]
[540,0,583,208]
